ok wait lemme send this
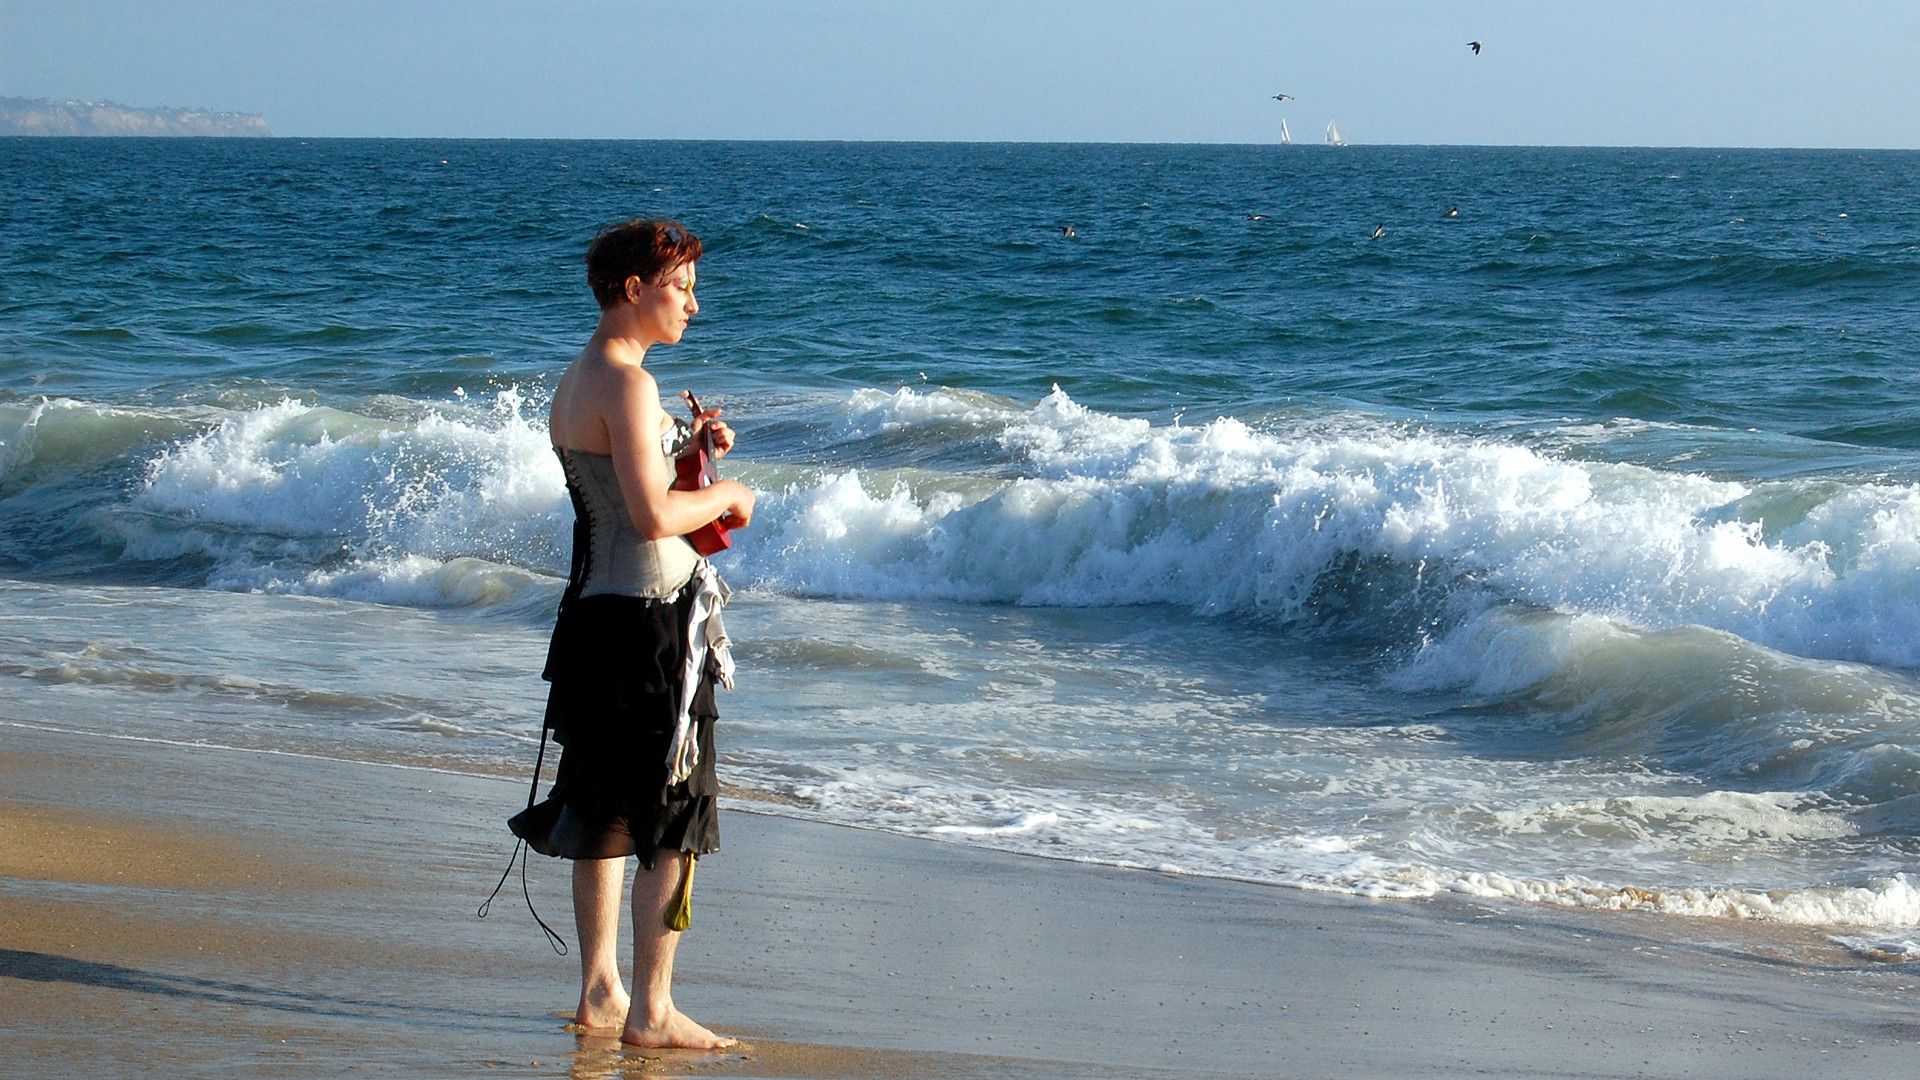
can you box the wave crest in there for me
[120,391,568,606]
[739,388,1920,671]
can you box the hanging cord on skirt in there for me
[478,725,567,955]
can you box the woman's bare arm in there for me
[604,363,754,540]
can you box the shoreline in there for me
[3,726,1917,1078]
[10,713,1899,945]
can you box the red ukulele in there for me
[672,391,733,556]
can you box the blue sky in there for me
[3,1,1918,146]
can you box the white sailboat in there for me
[1326,120,1346,146]
[1280,118,1291,145]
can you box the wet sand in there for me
[2,725,1916,1078]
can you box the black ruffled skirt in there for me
[508,588,720,869]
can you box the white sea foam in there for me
[216,554,557,609]
[845,385,1019,434]
[930,810,1062,836]
[1832,932,1920,962]
[728,744,1920,929]
[1487,790,1855,847]
[121,391,570,606]
[1427,870,1920,926]
[94,385,1920,675]
[749,739,1914,927]
[734,387,1920,675]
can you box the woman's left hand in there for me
[689,408,734,458]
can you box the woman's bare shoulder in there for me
[614,356,661,394]
[582,347,658,395]
[553,343,666,453]
[560,350,657,406]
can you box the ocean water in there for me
[6,138,1920,948]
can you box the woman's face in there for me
[627,261,699,344]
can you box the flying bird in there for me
[1271,93,1294,101]
[1370,225,1386,239]
[1061,225,1076,238]
[1443,207,1460,218]
[1468,40,1482,54]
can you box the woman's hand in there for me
[714,479,755,529]
[669,389,749,530]
[681,392,736,458]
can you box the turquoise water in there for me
[6,139,1920,943]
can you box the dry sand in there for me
[1,725,1916,1078]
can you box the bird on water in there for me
[1061,225,1075,238]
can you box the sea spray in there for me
[120,390,570,604]
[740,387,1920,671]
[66,382,1920,677]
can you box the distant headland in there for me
[0,96,271,137]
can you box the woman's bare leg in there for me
[621,850,735,1049]
[571,856,632,1029]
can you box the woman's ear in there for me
[624,274,647,305]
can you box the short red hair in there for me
[585,219,703,309]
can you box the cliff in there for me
[0,97,271,137]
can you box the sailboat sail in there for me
[1280,119,1291,145]
[1326,121,1345,146]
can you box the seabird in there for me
[1443,207,1459,218]
[1371,225,1386,239]
[1271,93,1294,101]
[1061,225,1076,238]
[1468,40,1482,54]
[1247,214,1268,221]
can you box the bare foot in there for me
[573,980,631,1031]
[621,1006,737,1049]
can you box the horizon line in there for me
[9,134,1920,152]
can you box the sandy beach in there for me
[1,723,1916,1079]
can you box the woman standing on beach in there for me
[509,219,754,1049]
